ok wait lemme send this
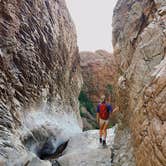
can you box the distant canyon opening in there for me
[78,50,118,130]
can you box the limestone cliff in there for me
[113,0,166,166]
[0,0,82,165]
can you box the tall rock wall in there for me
[113,0,166,166]
[0,0,82,165]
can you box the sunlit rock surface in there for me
[0,0,82,165]
[113,0,166,165]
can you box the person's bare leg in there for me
[102,123,109,145]
[99,121,104,143]
[99,128,103,138]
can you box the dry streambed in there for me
[55,128,116,166]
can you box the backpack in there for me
[99,103,109,120]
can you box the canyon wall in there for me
[80,50,117,130]
[0,0,82,165]
[80,50,117,104]
[113,0,166,166]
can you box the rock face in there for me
[0,0,82,165]
[80,106,98,130]
[80,50,117,104]
[112,126,135,166]
[113,0,166,166]
[80,50,117,130]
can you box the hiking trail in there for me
[56,127,116,166]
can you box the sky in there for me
[66,0,118,52]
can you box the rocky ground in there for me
[57,127,116,166]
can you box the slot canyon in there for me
[0,0,165,166]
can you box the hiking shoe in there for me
[99,138,102,144]
[102,140,106,146]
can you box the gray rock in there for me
[113,0,166,165]
[27,157,51,166]
[57,128,116,166]
[0,0,82,164]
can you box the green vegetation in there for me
[78,91,95,116]
[78,89,115,130]
[109,123,114,128]
[79,91,98,130]
[80,110,86,117]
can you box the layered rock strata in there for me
[113,0,166,165]
[0,0,82,165]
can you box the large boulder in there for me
[113,0,166,166]
[0,0,82,165]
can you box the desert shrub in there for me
[78,91,95,115]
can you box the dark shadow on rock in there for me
[39,138,69,160]
[110,147,115,164]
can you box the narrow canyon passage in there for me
[57,128,116,166]
[0,0,165,166]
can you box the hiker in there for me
[96,95,116,146]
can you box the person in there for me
[96,95,114,146]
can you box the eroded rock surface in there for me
[112,126,135,166]
[80,50,117,104]
[80,106,97,130]
[0,0,82,165]
[113,0,166,166]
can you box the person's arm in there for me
[108,106,119,119]
[96,113,99,124]
[96,104,100,123]
[113,106,119,113]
